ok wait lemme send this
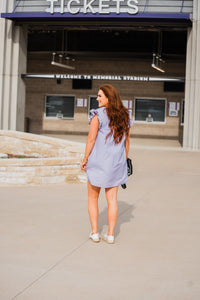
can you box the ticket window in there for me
[134,98,166,123]
[45,95,75,119]
[89,96,99,110]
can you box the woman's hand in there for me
[81,159,87,171]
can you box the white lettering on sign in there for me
[60,0,64,13]
[127,0,138,14]
[112,0,124,15]
[46,0,58,14]
[83,0,96,14]
[46,0,139,15]
[54,74,149,81]
[67,0,80,14]
[99,0,110,14]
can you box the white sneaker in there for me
[89,232,100,243]
[103,234,115,244]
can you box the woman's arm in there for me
[125,130,130,159]
[81,115,99,171]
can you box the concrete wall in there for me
[25,52,185,139]
[0,130,86,185]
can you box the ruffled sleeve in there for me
[89,109,103,129]
[128,110,134,128]
[129,117,134,128]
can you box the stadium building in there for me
[0,0,200,150]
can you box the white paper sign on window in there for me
[122,100,132,109]
[76,98,87,107]
[169,102,179,117]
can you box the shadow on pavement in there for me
[98,200,135,237]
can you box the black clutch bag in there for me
[121,158,133,189]
[127,158,133,176]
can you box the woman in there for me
[81,84,132,244]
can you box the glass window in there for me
[135,98,166,122]
[72,79,92,89]
[45,95,75,119]
[28,31,62,51]
[89,96,99,110]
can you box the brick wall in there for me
[25,53,185,140]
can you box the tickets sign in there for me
[46,0,139,15]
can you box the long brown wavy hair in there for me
[99,84,130,144]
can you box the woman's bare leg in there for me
[87,181,101,234]
[105,186,118,236]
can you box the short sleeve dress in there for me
[86,107,132,188]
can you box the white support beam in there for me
[0,0,27,131]
[183,0,200,150]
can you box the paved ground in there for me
[0,137,200,300]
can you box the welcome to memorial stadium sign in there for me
[46,0,139,15]
[21,74,185,82]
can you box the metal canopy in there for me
[1,12,191,22]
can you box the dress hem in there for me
[87,179,128,189]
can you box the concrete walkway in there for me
[0,138,200,300]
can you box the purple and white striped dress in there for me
[86,107,132,188]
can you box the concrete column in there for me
[183,0,200,150]
[0,1,27,131]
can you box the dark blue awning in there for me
[1,12,191,22]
